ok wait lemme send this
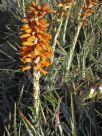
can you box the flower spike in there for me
[20,2,53,75]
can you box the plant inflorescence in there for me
[20,2,53,75]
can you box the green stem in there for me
[51,14,64,62]
[71,92,77,136]
[63,8,71,43]
[66,22,82,74]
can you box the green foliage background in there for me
[0,0,102,136]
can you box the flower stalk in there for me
[20,2,53,115]
[66,0,99,74]
[33,57,41,115]
[52,0,74,62]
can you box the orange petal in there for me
[22,18,28,23]
[36,33,42,39]
[39,42,53,53]
[42,4,49,10]
[41,59,51,67]
[41,70,48,75]
[20,34,31,39]
[40,23,49,28]
[21,52,35,59]
[84,9,94,17]
[43,33,52,40]
[36,64,48,75]
[42,4,52,13]
[42,51,52,58]
[27,36,35,42]
[25,29,32,34]
[21,65,32,71]
[20,46,34,52]
[21,57,32,63]
[22,42,33,46]
[20,24,30,30]
[34,48,41,56]
[35,44,42,50]
[39,19,47,24]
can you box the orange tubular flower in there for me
[20,2,53,75]
[56,0,74,17]
[78,0,99,26]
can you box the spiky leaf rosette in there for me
[20,2,53,75]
